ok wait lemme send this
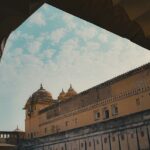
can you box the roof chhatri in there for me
[24,84,53,108]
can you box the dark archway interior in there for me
[0,0,150,59]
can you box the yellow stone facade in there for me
[24,63,150,139]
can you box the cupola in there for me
[58,89,66,100]
[24,84,53,109]
[65,84,77,99]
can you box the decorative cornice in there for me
[80,62,150,95]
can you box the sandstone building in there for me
[23,63,150,150]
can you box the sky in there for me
[0,4,150,131]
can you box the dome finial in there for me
[40,83,43,90]
[70,84,72,89]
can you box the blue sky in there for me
[0,4,150,131]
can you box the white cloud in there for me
[27,40,42,54]
[76,26,97,41]
[62,13,77,29]
[26,33,48,54]
[50,28,66,43]
[28,11,46,26]
[83,42,101,51]
[61,38,79,51]
[40,49,55,59]
[98,31,109,43]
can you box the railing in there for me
[0,131,25,145]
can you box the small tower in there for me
[65,84,77,99]
[24,84,53,139]
[58,89,66,101]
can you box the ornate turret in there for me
[58,89,66,101]
[24,84,53,109]
[32,84,53,102]
[65,84,77,99]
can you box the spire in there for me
[58,88,66,100]
[65,84,77,98]
[40,83,43,90]
[69,84,73,90]
[62,88,65,93]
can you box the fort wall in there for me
[21,110,150,150]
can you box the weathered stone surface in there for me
[20,110,150,150]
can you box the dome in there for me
[24,96,32,109]
[24,84,53,108]
[31,84,53,102]
[58,89,66,100]
[65,84,77,98]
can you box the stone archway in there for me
[0,0,150,59]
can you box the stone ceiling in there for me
[0,0,150,59]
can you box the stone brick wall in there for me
[21,110,150,150]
